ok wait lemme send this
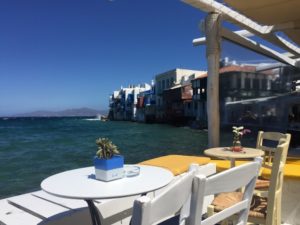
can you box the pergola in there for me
[183,0,300,147]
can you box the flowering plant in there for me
[232,126,251,151]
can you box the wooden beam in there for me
[205,12,221,147]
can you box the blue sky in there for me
[0,0,273,116]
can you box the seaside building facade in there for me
[109,83,151,121]
[136,82,156,122]
[155,68,206,121]
[163,83,193,124]
[224,65,300,134]
[109,63,300,135]
[191,63,300,133]
[193,64,275,123]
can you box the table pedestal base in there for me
[230,159,236,167]
[86,200,101,225]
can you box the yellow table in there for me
[204,147,264,167]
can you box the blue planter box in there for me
[94,155,124,181]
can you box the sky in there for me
[0,0,275,116]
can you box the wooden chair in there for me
[249,131,291,225]
[210,132,291,225]
[131,158,262,225]
[255,131,291,191]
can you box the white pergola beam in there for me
[192,29,297,66]
[183,0,300,59]
[234,30,254,38]
[193,28,297,66]
[193,37,206,46]
[193,29,253,46]
[183,0,273,34]
[221,28,297,66]
[283,52,298,59]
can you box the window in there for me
[267,79,271,90]
[162,80,165,90]
[157,81,161,94]
[166,79,170,88]
[170,77,174,86]
[262,79,267,90]
[253,79,259,90]
[187,102,191,109]
[245,78,251,89]
[237,78,241,89]
[231,75,237,88]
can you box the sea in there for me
[0,117,297,199]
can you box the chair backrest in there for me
[256,131,291,171]
[131,166,197,225]
[255,131,291,225]
[189,157,262,225]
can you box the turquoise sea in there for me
[0,117,297,199]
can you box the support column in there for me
[205,12,221,147]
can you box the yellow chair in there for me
[249,131,291,225]
[255,131,291,190]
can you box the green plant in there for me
[232,126,251,147]
[96,138,120,159]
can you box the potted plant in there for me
[231,126,251,152]
[94,138,124,181]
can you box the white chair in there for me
[131,165,198,225]
[131,158,262,225]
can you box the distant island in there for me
[10,107,108,117]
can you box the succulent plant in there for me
[96,138,120,159]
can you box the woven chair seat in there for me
[255,177,270,189]
[212,192,268,219]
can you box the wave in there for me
[83,118,101,121]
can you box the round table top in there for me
[204,147,264,159]
[41,165,174,200]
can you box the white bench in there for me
[0,191,138,225]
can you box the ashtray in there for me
[124,165,140,177]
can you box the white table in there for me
[41,165,174,225]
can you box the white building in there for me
[109,83,151,121]
[155,68,206,120]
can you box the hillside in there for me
[13,108,108,117]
